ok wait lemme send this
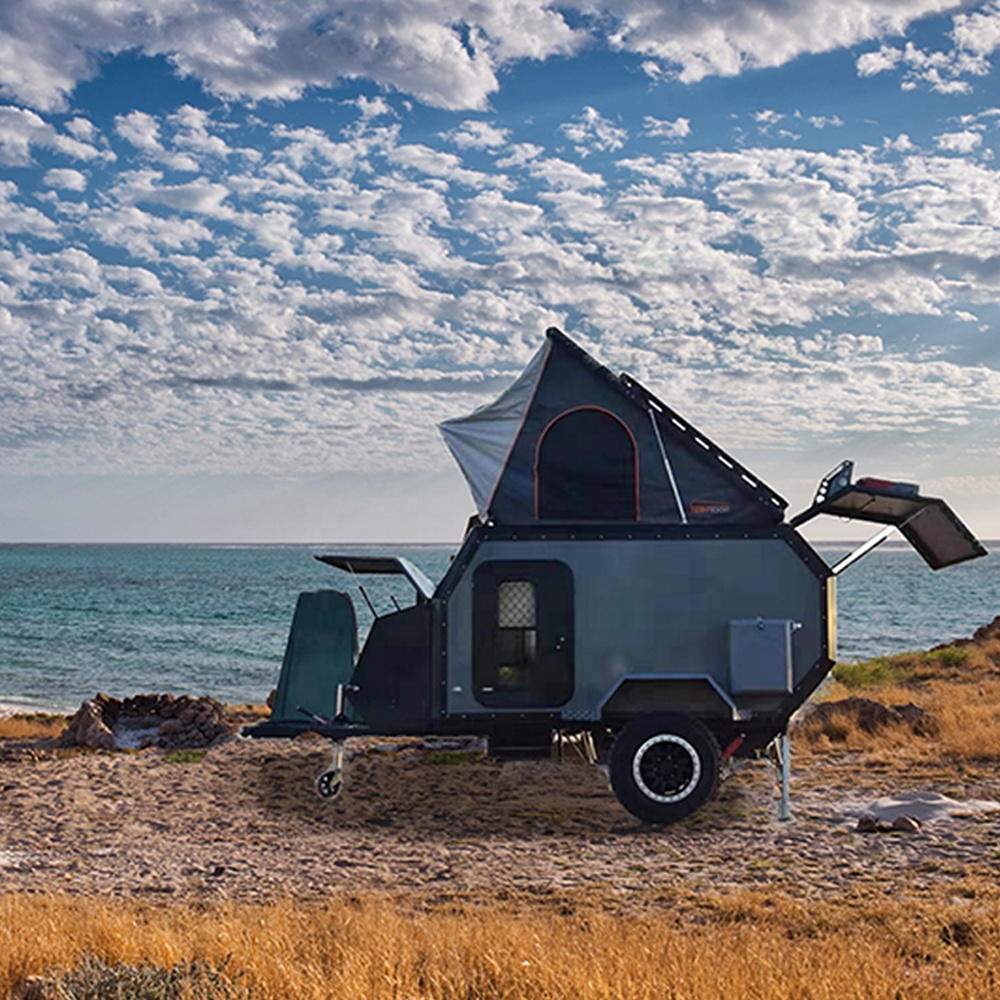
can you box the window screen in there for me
[498,580,536,628]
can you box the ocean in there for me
[1,541,996,714]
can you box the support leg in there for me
[315,740,345,800]
[777,731,791,822]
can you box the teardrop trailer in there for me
[246,328,987,824]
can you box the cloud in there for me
[0,0,970,116]
[0,0,584,113]
[443,120,511,150]
[559,106,628,156]
[809,115,845,129]
[43,167,87,190]
[642,115,691,139]
[560,106,629,156]
[856,2,1000,94]
[4,99,1000,491]
[601,0,961,83]
[0,105,107,165]
[935,129,984,153]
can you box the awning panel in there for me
[791,483,986,570]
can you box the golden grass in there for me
[0,713,67,740]
[798,637,1000,765]
[3,889,1000,1000]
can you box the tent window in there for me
[535,408,638,520]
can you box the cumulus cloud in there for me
[0,105,107,165]
[600,0,960,83]
[0,0,973,115]
[443,120,511,150]
[43,167,87,190]
[935,129,984,152]
[857,2,1000,94]
[642,115,691,139]
[3,94,1000,491]
[0,0,584,113]
[559,107,628,156]
[810,115,845,129]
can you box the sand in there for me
[1,733,998,903]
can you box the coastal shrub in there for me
[832,645,973,694]
[927,645,970,669]
[831,656,912,690]
[47,955,241,1000]
[162,749,208,764]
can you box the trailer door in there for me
[472,560,574,707]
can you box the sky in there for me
[1,0,999,544]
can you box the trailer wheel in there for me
[609,714,720,824]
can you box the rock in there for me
[891,814,921,832]
[795,697,937,739]
[59,700,116,750]
[60,694,235,750]
[856,814,880,833]
[890,703,938,737]
[970,615,1000,645]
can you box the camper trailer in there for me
[247,328,986,824]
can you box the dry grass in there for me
[798,634,1000,765]
[3,888,1000,1000]
[0,713,67,740]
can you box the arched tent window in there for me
[534,407,639,520]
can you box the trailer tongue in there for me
[245,329,986,825]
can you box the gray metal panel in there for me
[444,536,825,719]
[729,618,795,694]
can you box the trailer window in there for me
[473,561,573,708]
[493,580,538,691]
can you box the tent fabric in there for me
[438,340,549,516]
[439,328,787,526]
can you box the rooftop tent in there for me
[439,328,787,526]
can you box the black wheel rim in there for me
[633,734,700,802]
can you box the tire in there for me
[609,713,720,824]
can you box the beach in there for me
[1,728,998,904]
[2,625,999,999]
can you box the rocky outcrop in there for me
[59,693,234,750]
[793,697,938,739]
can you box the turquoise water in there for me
[0,541,996,713]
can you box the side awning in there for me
[790,461,987,570]
[314,555,435,602]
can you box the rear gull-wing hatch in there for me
[790,461,987,571]
[314,554,435,602]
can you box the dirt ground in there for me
[1,733,998,904]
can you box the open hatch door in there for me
[314,554,435,602]
[790,461,987,571]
